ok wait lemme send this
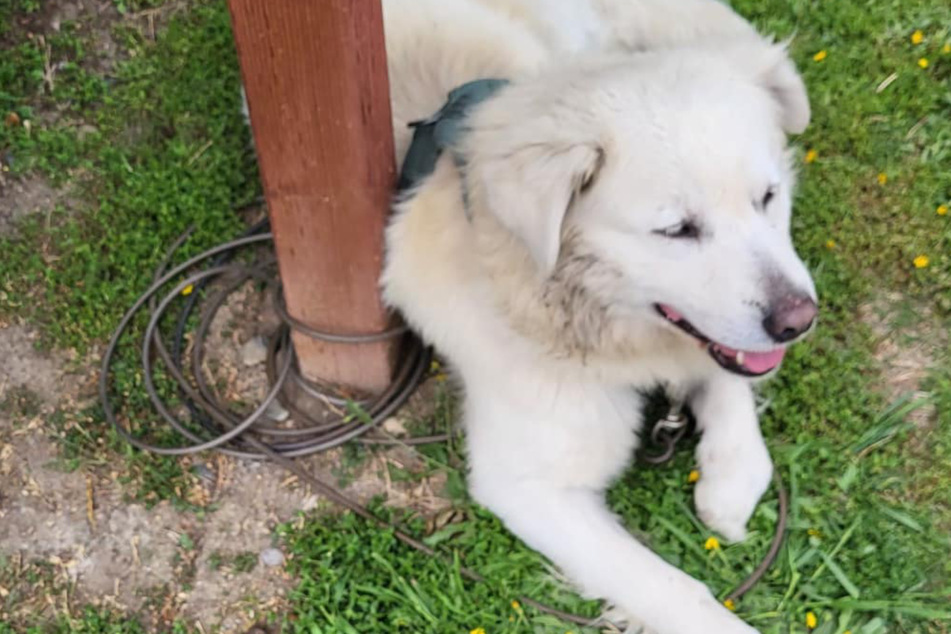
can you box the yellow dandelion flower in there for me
[804,149,818,164]
[470,629,486,634]
[914,255,930,269]
[688,470,701,483]
[937,205,948,216]
[807,528,822,537]
[704,537,720,551]
[918,57,929,69]
[825,239,836,249]
[511,600,521,611]
[813,50,827,62]
[181,284,194,296]
[911,30,924,45]
[806,611,818,629]
[723,599,736,611]
[877,172,888,185]
[944,43,951,54]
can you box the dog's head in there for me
[463,43,816,377]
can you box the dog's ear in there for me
[718,40,811,134]
[469,141,604,274]
[761,43,811,134]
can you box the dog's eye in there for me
[655,221,701,240]
[759,185,777,210]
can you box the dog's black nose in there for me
[763,294,817,343]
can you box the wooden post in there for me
[228,0,398,394]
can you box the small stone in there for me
[382,417,407,436]
[192,464,215,483]
[264,399,289,423]
[260,548,284,567]
[241,336,268,366]
[300,495,319,511]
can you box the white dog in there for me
[381,1,818,632]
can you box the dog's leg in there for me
[463,376,757,634]
[471,476,758,634]
[691,375,773,542]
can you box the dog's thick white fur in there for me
[381,1,817,632]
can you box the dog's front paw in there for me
[694,440,773,542]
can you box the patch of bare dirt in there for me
[3,0,121,72]
[860,292,946,428]
[0,174,74,233]
[0,324,75,398]
[0,0,188,139]
[0,278,452,631]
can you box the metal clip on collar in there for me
[641,404,689,465]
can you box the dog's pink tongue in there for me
[742,348,786,373]
[659,304,683,321]
[716,344,787,373]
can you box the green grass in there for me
[0,0,37,39]
[0,0,949,632]
[0,3,255,350]
[0,0,257,508]
[0,610,149,634]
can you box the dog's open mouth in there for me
[655,304,785,377]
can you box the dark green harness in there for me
[396,78,510,199]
